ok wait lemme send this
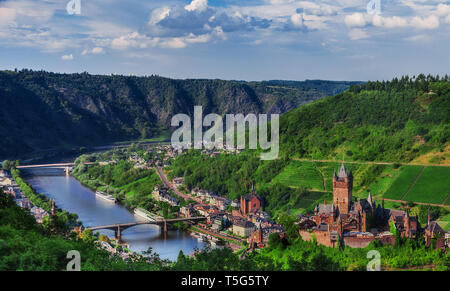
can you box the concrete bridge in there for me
[86,217,207,241]
[17,162,94,176]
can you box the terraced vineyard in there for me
[402,167,450,204]
[383,166,424,200]
[270,161,449,211]
[293,191,332,209]
[270,161,324,191]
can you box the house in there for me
[172,177,184,187]
[424,213,446,249]
[215,196,230,210]
[0,177,13,187]
[232,219,255,237]
[180,204,197,218]
[211,218,223,231]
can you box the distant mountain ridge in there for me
[0,69,360,158]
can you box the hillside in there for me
[0,69,358,159]
[167,75,450,218]
[279,75,450,163]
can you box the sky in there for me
[0,0,449,81]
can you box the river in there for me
[22,168,205,261]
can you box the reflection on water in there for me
[23,168,205,261]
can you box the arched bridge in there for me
[86,217,207,241]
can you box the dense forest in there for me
[279,75,450,162]
[0,69,358,159]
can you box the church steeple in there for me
[368,192,373,207]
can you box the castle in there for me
[298,162,429,248]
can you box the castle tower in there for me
[404,209,411,238]
[333,162,353,214]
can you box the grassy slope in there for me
[169,78,450,217]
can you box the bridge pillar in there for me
[65,166,70,176]
[115,225,122,242]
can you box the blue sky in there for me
[0,0,449,81]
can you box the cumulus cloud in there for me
[372,15,409,29]
[348,28,369,40]
[371,14,439,30]
[410,15,440,29]
[61,54,74,60]
[111,32,158,50]
[81,47,105,55]
[143,1,271,39]
[345,13,366,27]
[185,0,208,12]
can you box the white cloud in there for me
[410,15,440,30]
[0,7,16,27]
[372,15,409,29]
[185,0,208,12]
[149,7,171,25]
[290,12,304,28]
[111,32,159,50]
[345,13,366,27]
[436,4,450,16]
[61,54,74,60]
[82,47,105,55]
[348,28,369,40]
[160,38,186,49]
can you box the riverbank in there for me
[10,167,80,229]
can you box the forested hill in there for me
[279,75,450,163]
[0,69,358,159]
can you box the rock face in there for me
[0,70,357,158]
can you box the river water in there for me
[22,168,205,261]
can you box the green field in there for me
[315,162,341,191]
[383,166,424,200]
[403,167,450,204]
[363,165,401,197]
[436,213,450,231]
[271,161,324,191]
[293,191,332,209]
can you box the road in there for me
[376,196,450,209]
[155,166,245,248]
[155,166,191,201]
[292,158,450,167]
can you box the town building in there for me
[152,185,179,206]
[232,219,255,237]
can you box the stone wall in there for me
[299,230,337,248]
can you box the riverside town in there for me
[0,0,449,284]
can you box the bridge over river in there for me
[17,162,95,175]
[87,217,207,241]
